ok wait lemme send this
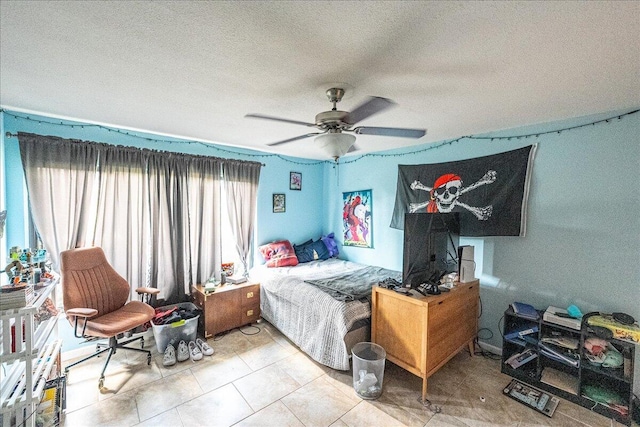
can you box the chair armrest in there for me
[136,287,160,295]
[66,308,98,318]
[136,287,159,304]
[66,308,98,338]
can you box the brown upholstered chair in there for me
[61,247,159,388]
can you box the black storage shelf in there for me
[501,307,635,426]
[579,392,631,426]
[581,362,627,382]
[538,354,579,376]
[502,361,538,382]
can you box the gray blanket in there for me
[305,266,400,301]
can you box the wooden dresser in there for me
[371,280,479,402]
[192,282,260,338]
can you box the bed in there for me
[249,258,401,370]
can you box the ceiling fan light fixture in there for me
[316,132,356,159]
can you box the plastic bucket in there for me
[352,342,386,399]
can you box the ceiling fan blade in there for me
[267,132,324,146]
[245,113,316,127]
[353,126,426,138]
[345,96,396,125]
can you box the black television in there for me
[402,212,460,288]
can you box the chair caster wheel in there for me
[147,354,151,365]
[141,338,145,349]
[98,377,104,389]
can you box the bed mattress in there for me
[250,258,400,370]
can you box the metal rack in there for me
[1,279,62,427]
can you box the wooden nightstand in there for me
[192,282,260,338]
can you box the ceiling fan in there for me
[246,87,427,159]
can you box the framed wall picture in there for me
[273,193,286,213]
[343,189,373,248]
[290,172,302,190]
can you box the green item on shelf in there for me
[602,345,623,368]
[582,385,625,406]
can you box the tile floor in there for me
[60,320,634,427]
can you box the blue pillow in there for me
[309,239,331,260]
[321,232,339,257]
[294,239,330,263]
[293,240,315,263]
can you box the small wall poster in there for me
[290,172,302,190]
[342,189,373,248]
[273,193,286,213]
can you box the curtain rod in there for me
[5,132,266,166]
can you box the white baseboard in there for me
[477,340,502,356]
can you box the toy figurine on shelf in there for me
[4,259,24,283]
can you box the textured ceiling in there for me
[1,1,639,159]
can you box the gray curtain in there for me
[18,132,260,304]
[90,145,150,296]
[223,161,261,276]
[18,134,99,271]
[186,156,222,286]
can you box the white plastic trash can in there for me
[352,342,386,399]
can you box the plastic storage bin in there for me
[151,302,199,352]
[352,342,386,399]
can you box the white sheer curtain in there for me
[223,161,261,276]
[18,133,261,304]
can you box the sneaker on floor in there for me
[196,338,214,356]
[189,340,203,361]
[176,340,189,362]
[163,344,177,366]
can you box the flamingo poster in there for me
[343,189,373,248]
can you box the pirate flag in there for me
[390,145,536,236]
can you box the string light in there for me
[2,108,637,166]
[0,110,325,166]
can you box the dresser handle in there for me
[247,292,254,298]
[247,309,254,316]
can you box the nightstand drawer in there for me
[242,284,260,307]
[242,303,261,324]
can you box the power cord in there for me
[212,323,262,340]
[240,325,261,335]
[213,330,230,341]
[471,337,502,360]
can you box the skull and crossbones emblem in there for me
[408,170,497,220]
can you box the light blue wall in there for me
[0,111,327,268]
[256,157,326,246]
[326,110,640,355]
